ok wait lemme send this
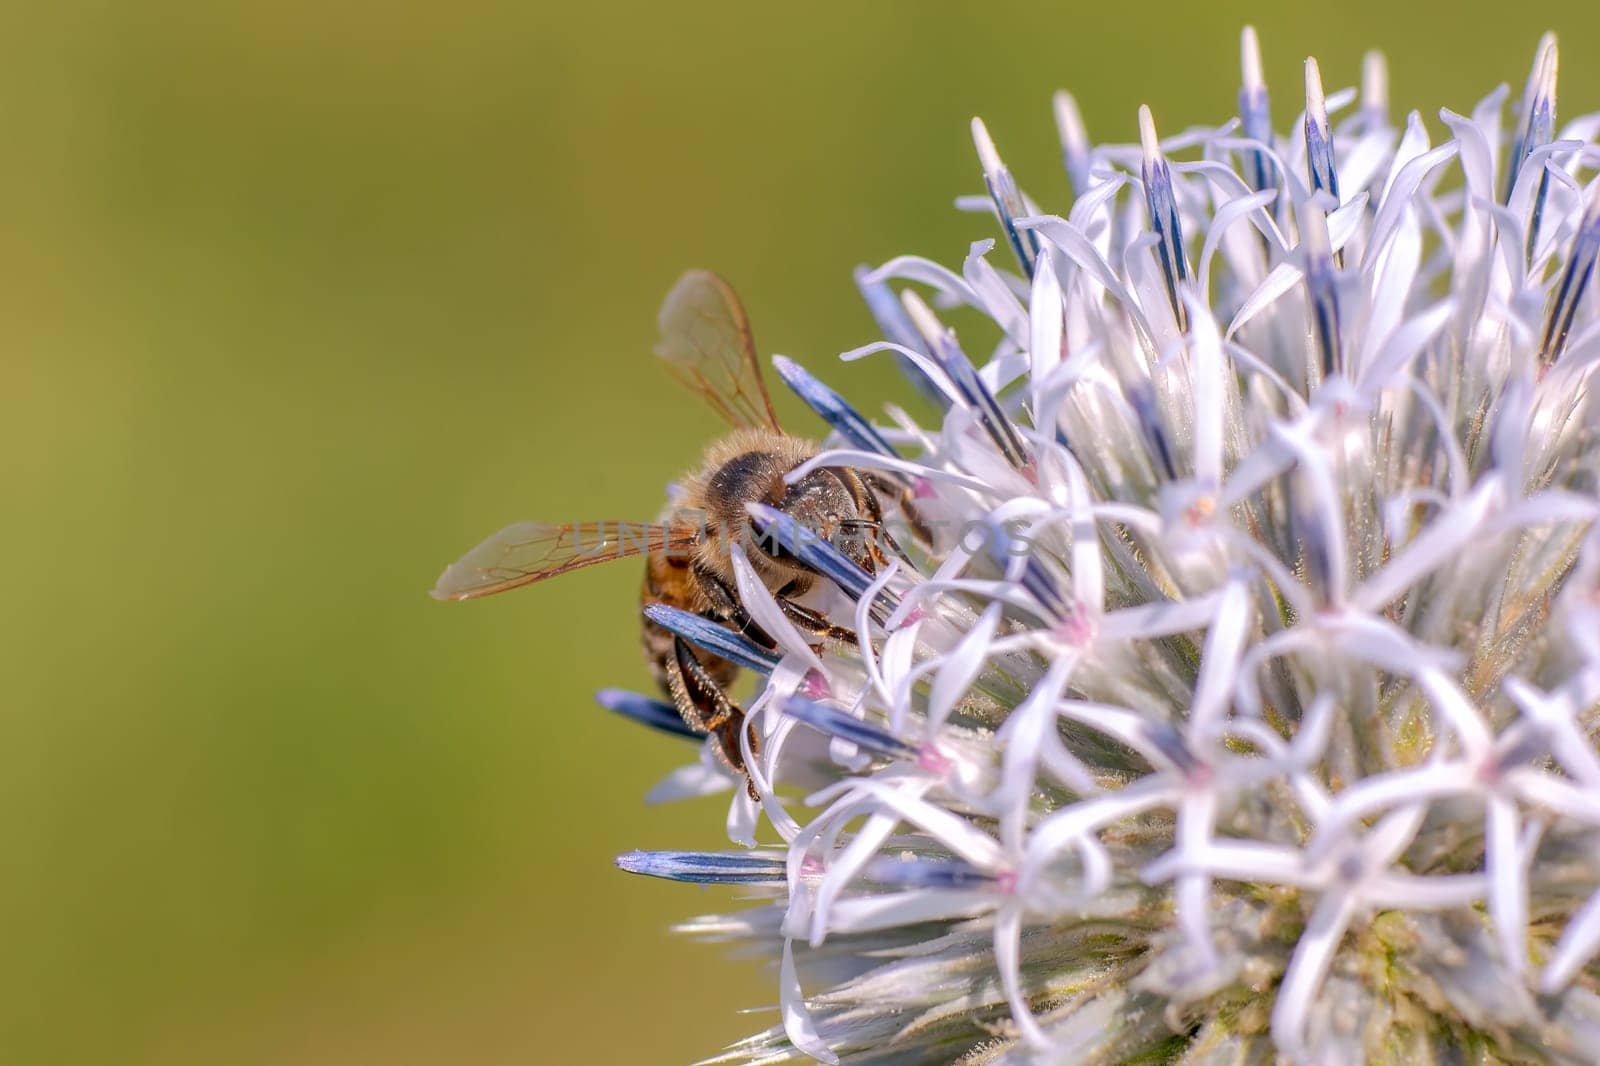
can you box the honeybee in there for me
[432,271,896,793]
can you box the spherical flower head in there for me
[613,28,1600,1065]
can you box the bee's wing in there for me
[431,521,697,601]
[655,270,781,431]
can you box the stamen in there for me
[1140,105,1190,330]
[972,117,1041,278]
[615,850,788,885]
[1238,27,1274,193]
[594,688,698,740]
[642,603,782,673]
[781,697,917,760]
[772,355,902,463]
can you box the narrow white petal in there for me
[781,940,840,1064]
[1542,887,1600,992]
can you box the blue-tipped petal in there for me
[745,503,891,622]
[1506,34,1557,204]
[781,697,917,760]
[972,117,1041,278]
[1492,720,1553,773]
[1296,496,1338,606]
[1299,198,1343,378]
[855,266,926,355]
[1053,91,1092,197]
[1526,169,1555,270]
[854,266,947,407]
[900,292,1031,470]
[1508,34,1558,262]
[863,855,994,889]
[1139,106,1190,331]
[616,849,788,885]
[984,521,1069,621]
[1126,382,1179,481]
[642,603,781,673]
[1361,49,1388,130]
[1237,27,1274,193]
[1303,57,1340,205]
[1018,558,1067,621]
[595,688,698,741]
[1540,192,1600,367]
[772,356,900,462]
[1141,721,1200,775]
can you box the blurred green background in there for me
[3,2,1596,1062]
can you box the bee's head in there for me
[744,466,877,582]
[690,441,877,591]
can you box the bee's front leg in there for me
[864,471,935,550]
[836,518,910,570]
[695,565,777,649]
[775,595,858,646]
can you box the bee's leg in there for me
[844,467,933,559]
[694,566,777,650]
[701,552,852,653]
[838,518,909,569]
[829,469,892,571]
[775,595,859,645]
[670,635,760,798]
[865,471,935,550]
[670,635,740,742]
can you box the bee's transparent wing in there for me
[655,270,781,430]
[431,521,696,601]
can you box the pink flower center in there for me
[916,744,953,776]
[1054,606,1097,647]
[894,606,928,629]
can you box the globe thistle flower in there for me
[611,28,1600,1064]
